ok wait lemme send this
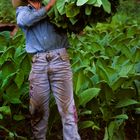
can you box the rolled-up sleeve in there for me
[16,6,47,27]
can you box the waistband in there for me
[33,48,67,57]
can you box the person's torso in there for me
[18,6,69,54]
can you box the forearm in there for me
[45,0,56,11]
[16,0,56,27]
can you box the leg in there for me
[29,55,50,140]
[49,51,81,140]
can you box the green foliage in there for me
[68,11,140,139]
[0,0,16,23]
[0,0,140,139]
[0,31,30,139]
[44,0,119,33]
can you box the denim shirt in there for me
[16,5,69,53]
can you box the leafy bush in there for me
[44,0,119,33]
[68,12,140,139]
[0,0,16,23]
[0,0,140,140]
[0,31,31,139]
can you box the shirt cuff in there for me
[38,7,47,17]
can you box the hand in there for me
[45,0,56,11]
[49,0,56,7]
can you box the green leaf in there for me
[135,108,140,115]
[94,0,102,7]
[0,47,15,66]
[78,88,100,106]
[79,120,94,129]
[100,82,113,104]
[13,114,25,121]
[4,83,21,104]
[10,34,24,46]
[1,61,16,79]
[103,127,109,140]
[113,114,128,120]
[80,110,92,115]
[100,106,112,121]
[1,72,17,91]
[0,31,10,47]
[111,76,128,91]
[85,5,92,15]
[110,33,124,45]
[119,44,132,59]
[90,42,104,53]
[105,66,117,83]
[14,69,24,89]
[87,0,96,5]
[119,63,134,76]
[108,121,116,139]
[76,0,88,6]
[97,64,110,82]
[112,55,128,68]
[56,0,66,15]
[9,132,14,138]
[101,0,111,13]
[105,46,116,57]
[75,71,85,95]
[20,55,31,75]
[66,3,80,17]
[69,17,79,25]
[116,98,139,108]
[133,48,140,63]
[0,106,11,115]
[0,114,3,119]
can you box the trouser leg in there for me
[49,50,81,140]
[29,57,50,140]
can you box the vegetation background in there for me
[0,0,140,140]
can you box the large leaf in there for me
[118,44,132,59]
[99,81,114,104]
[85,5,92,15]
[100,106,112,121]
[13,114,25,121]
[119,63,134,76]
[78,88,100,106]
[66,3,80,18]
[14,69,25,89]
[75,71,86,95]
[111,76,128,91]
[4,83,22,104]
[0,31,10,48]
[79,120,94,129]
[20,55,31,75]
[94,0,102,7]
[116,98,139,108]
[101,0,111,13]
[1,72,17,91]
[87,0,96,5]
[0,47,15,66]
[96,63,110,82]
[56,0,66,15]
[112,114,128,120]
[0,106,11,115]
[133,47,140,63]
[76,0,88,6]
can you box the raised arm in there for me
[45,0,56,11]
[16,0,56,27]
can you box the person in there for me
[15,0,81,139]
